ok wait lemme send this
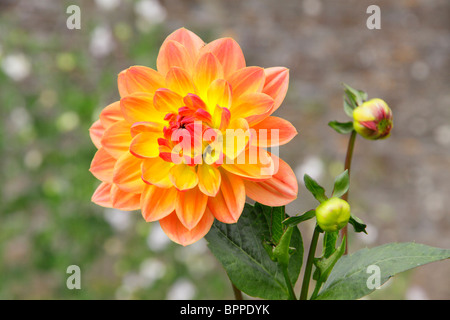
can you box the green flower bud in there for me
[353,98,393,140]
[315,197,351,232]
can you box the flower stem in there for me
[299,226,320,300]
[231,282,243,300]
[282,266,297,300]
[341,130,357,254]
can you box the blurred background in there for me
[0,0,449,299]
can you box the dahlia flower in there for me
[89,28,298,245]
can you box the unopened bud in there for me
[315,197,351,232]
[353,98,393,140]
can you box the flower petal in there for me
[231,92,274,126]
[110,184,141,211]
[140,185,177,222]
[175,187,208,230]
[207,170,245,223]
[120,92,166,125]
[162,28,205,63]
[130,121,164,138]
[141,156,174,188]
[153,88,183,113]
[263,67,289,114]
[113,151,146,194]
[159,209,214,246]
[157,40,194,77]
[197,164,221,196]
[89,119,104,149]
[201,38,246,77]
[99,101,124,129]
[169,164,198,191]
[207,79,232,114]
[222,146,274,180]
[228,67,265,101]
[165,67,195,97]
[90,147,116,183]
[100,120,132,159]
[92,182,113,208]
[129,132,160,159]
[250,116,298,147]
[244,154,298,206]
[194,52,224,99]
[118,66,165,98]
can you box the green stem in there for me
[341,130,356,254]
[299,227,320,300]
[282,266,297,300]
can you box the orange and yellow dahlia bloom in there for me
[89,28,298,245]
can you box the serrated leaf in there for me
[328,121,354,135]
[332,169,350,198]
[283,209,316,227]
[315,242,450,300]
[304,174,328,203]
[205,203,303,300]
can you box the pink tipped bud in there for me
[353,98,393,140]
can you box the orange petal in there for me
[201,38,246,77]
[223,117,250,160]
[250,116,298,147]
[169,164,198,191]
[262,67,289,114]
[118,66,165,98]
[157,40,194,77]
[153,88,183,113]
[110,184,141,211]
[140,185,178,222]
[141,156,174,188]
[159,209,214,246]
[92,182,113,208]
[129,132,160,159]
[165,67,195,97]
[244,154,298,206]
[89,119,104,149]
[175,187,208,230]
[120,92,166,125]
[197,164,221,196]
[222,146,274,180]
[194,52,224,99]
[90,147,117,183]
[228,67,265,101]
[207,170,245,223]
[130,121,164,138]
[99,101,124,129]
[207,79,232,113]
[231,92,274,126]
[100,120,132,159]
[113,152,146,194]
[162,28,204,64]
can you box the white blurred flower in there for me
[135,0,167,25]
[139,258,166,287]
[103,208,132,231]
[56,111,80,132]
[24,149,43,170]
[90,25,115,58]
[9,106,32,131]
[95,0,121,11]
[166,278,197,300]
[2,53,31,81]
[146,222,171,251]
[295,156,324,183]
[406,286,429,300]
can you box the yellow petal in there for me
[197,164,221,196]
[169,164,198,191]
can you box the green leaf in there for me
[315,242,450,300]
[332,169,350,198]
[343,83,368,106]
[304,174,328,203]
[343,98,355,117]
[273,226,295,268]
[282,209,315,227]
[328,121,354,135]
[205,203,303,300]
[313,236,346,283]
[349,215,367,234]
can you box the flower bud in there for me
[315,197,351,232]
[353,98,393,140]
